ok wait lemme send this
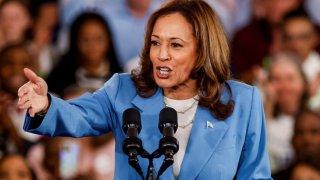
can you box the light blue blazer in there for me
[24,73,272,180]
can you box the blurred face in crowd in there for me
[0,47,32,95]
[291,164,320,180]
[0,155,33,180]
[77,20,109,67]
[150,13,197,98]
[269,59,305,113]
[36,2,58,29]
[0,1,31,43]
[293,112,320,158]
[264,0,301,25]
[283,17,318,60]
[127,0,151,12]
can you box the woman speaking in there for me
[17,0,272,179]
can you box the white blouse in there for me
[163,95,199,178]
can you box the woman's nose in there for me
[158,45,170,61]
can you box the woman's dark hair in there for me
[46,12,122,94]
[131,0,234,120]
[295,108,320,123]
[67,12,121,73]
[29,0,57,18]
[282,8,311,24]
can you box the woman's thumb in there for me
[24,68,41,84]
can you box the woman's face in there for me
[283,18,318,60]
[291,164,320,180]
[269,60,305,108]
[150,13,197,97]
[77,20,109,65]
[264,0,301,25]
[0,156,33,180]
[0,2,30,42]
[293,113,320,158]
[0,48,32,95]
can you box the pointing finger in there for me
[24,68,41,85]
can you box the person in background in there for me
[290,158,320,180]
[27,137,61,180]
[292,109,320,163]
[0,93,23,159]
[262,52,309,173]
[61,85,115,180]
[0,154,36,180]
[46,12,122,96]
[231,0,303,84]
[18,1,272,179]
[0,0,31,49]
[28,86,115,180]
[103,0,163,68]
[205,0,252,39]
[0,43,40,157]
[56,0,124,55]
[273,109,320,179]
[282,10,320,110]
[28,0,60,79]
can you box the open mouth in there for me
[158,67,171,75]
[156,66,172,78]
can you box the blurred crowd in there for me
[0,0,320,179]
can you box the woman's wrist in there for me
[36,94,51,117]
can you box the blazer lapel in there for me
[131,88,164,113]
[178,106,229,179]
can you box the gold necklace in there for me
[178,119,194,128]
[164,99,198,114]
[164,97,198,129]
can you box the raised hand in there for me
[17,68,49,117]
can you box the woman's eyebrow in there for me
[151,34,186,42]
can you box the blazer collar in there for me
[131,88,165,113]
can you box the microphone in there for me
[122,108,144,179]
[157,107,179,178]
[122,108,142,138]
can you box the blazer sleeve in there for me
[236,87,272,180]
[23,73,121,137]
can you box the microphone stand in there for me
[124,134,178,180]
[141,149,161,180]
[140,145,175,180]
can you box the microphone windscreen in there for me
[122,108,141,133]
[159,107,178,133]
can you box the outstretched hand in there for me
[17,68,49,117]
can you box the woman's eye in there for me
[171,43,182,48]
[151,41,160,46]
